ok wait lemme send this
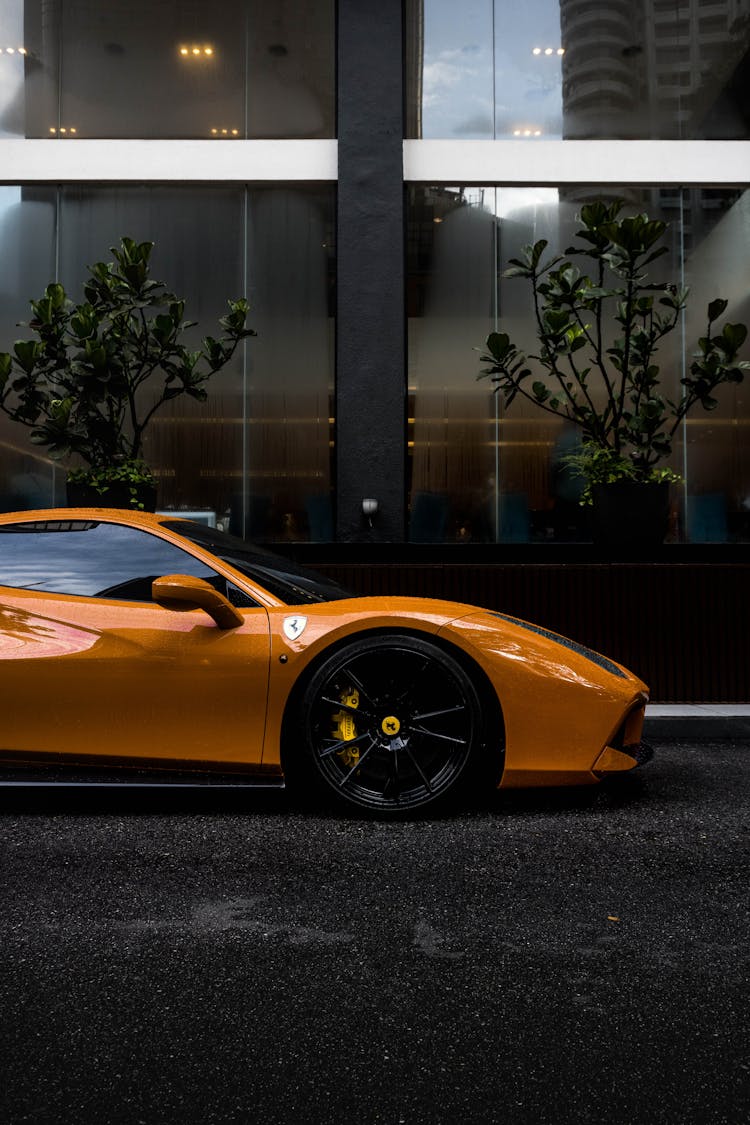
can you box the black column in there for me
[336,0,405,542]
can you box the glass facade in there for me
[0,0,747,546]
[407,185,750,542]
[1,0,335,140]
[405,0,750,140]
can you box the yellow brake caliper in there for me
[332,687,360,769]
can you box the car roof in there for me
[0,507,184,529]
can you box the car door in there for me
[0,518,270,770]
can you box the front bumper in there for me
[593,739,655,777]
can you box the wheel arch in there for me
[281,625,505,787]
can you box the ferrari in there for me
[0,508,651,814]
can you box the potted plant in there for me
[0,237,255,509]
[477,201,748,545]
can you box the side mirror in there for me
[152,574,244,629]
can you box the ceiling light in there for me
[179,43,215,59]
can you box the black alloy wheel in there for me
[299,634,483,814]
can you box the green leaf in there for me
[721,322,747,353]
[707,298,728,323]
[13,340,40,373]
[0,352,12,387]
[485,331,513,361]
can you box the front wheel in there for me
[296,634,483,815]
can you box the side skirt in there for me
[0,751,285,789]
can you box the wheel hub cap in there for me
[381,715,401,736]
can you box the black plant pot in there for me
[591,481,670,549]
[66,479,158,512]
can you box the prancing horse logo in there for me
[282,615,308,641]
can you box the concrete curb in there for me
[644,705,750,740]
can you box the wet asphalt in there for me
[0,739,748,1125]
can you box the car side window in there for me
[0,520,258,605]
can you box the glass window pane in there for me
[58,184,247,527]
[59,185,334,542]
[244,187,335,543]
[405,0,495,139]
[10,0,335,139]
[680,189,750,542]
[0,186,58,510]
[407,185,749,543]
[0,185,334,542]
[406,1,750,140]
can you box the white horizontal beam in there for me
[404,140,750,185]
[0,139,338,182]
[3,138,747,187]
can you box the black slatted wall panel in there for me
[311,562,749,702]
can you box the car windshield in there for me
[161,521,354,605]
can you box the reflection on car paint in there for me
[0,606,99,659]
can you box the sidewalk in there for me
[644,704,750,739]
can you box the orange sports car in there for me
[0,508,651,814]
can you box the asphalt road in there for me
[1,740,748,1125]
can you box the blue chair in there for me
[686,493,728,542]
[305,494,334,541]
[498,493,530,543]
[409,492,449,543]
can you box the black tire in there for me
[295,634,483,815]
